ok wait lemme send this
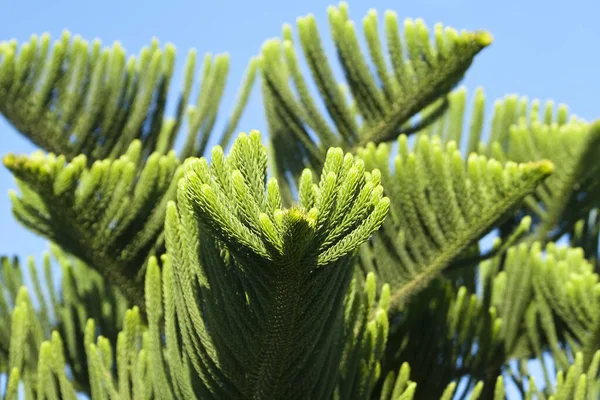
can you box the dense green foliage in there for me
[1,2,600,399]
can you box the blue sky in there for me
[0,0,599,397]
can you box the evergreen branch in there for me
[530,242,600,368]
[356,134,553,310]
[418,86,577,154]
[507,119,600,243]
[3,141,181,311]
[378,350,600,400]
[412,87,600,248]
[357,21,491,146]
[0,32,256,162]
[478,240,600,394]
[374,279,503,399]
[164,130,390,399]
[446,216,532,272]
[336,271,392,399]
[0,249,127,397]
[259,1,491,189]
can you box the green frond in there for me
[0,249,127,395]
[411,88,600,245]
[163,130,389,399]
[378,349,600,399]
[373,279,502,399]
[379,363,417,399]
[3,141,181,310]
[0,259,47,379]
[0,303,152,399]
[0,32,257,161]
[504,119,600,242]
[356,134,553,309]
[418,86,580,154]
[335,271,391,399]
[144,257,174,399]
[480,241,600,396]
[532,243,600,367]
[480,242,543,357]
[260,1,491,192]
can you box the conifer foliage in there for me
[1,2,600,399]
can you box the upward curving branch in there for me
[259,1,491,193]
[356,134,553,310]
[164,130,390,399]
[0,31,258,162]
[3,140,181,311]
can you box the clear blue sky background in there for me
[0,0,599,397]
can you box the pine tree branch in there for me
[0,32,257,162]
[0,249,127,397]
[260,2,491,189]
[3,141,182,312]
[355,134,553,310]
[163,131,391,399]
